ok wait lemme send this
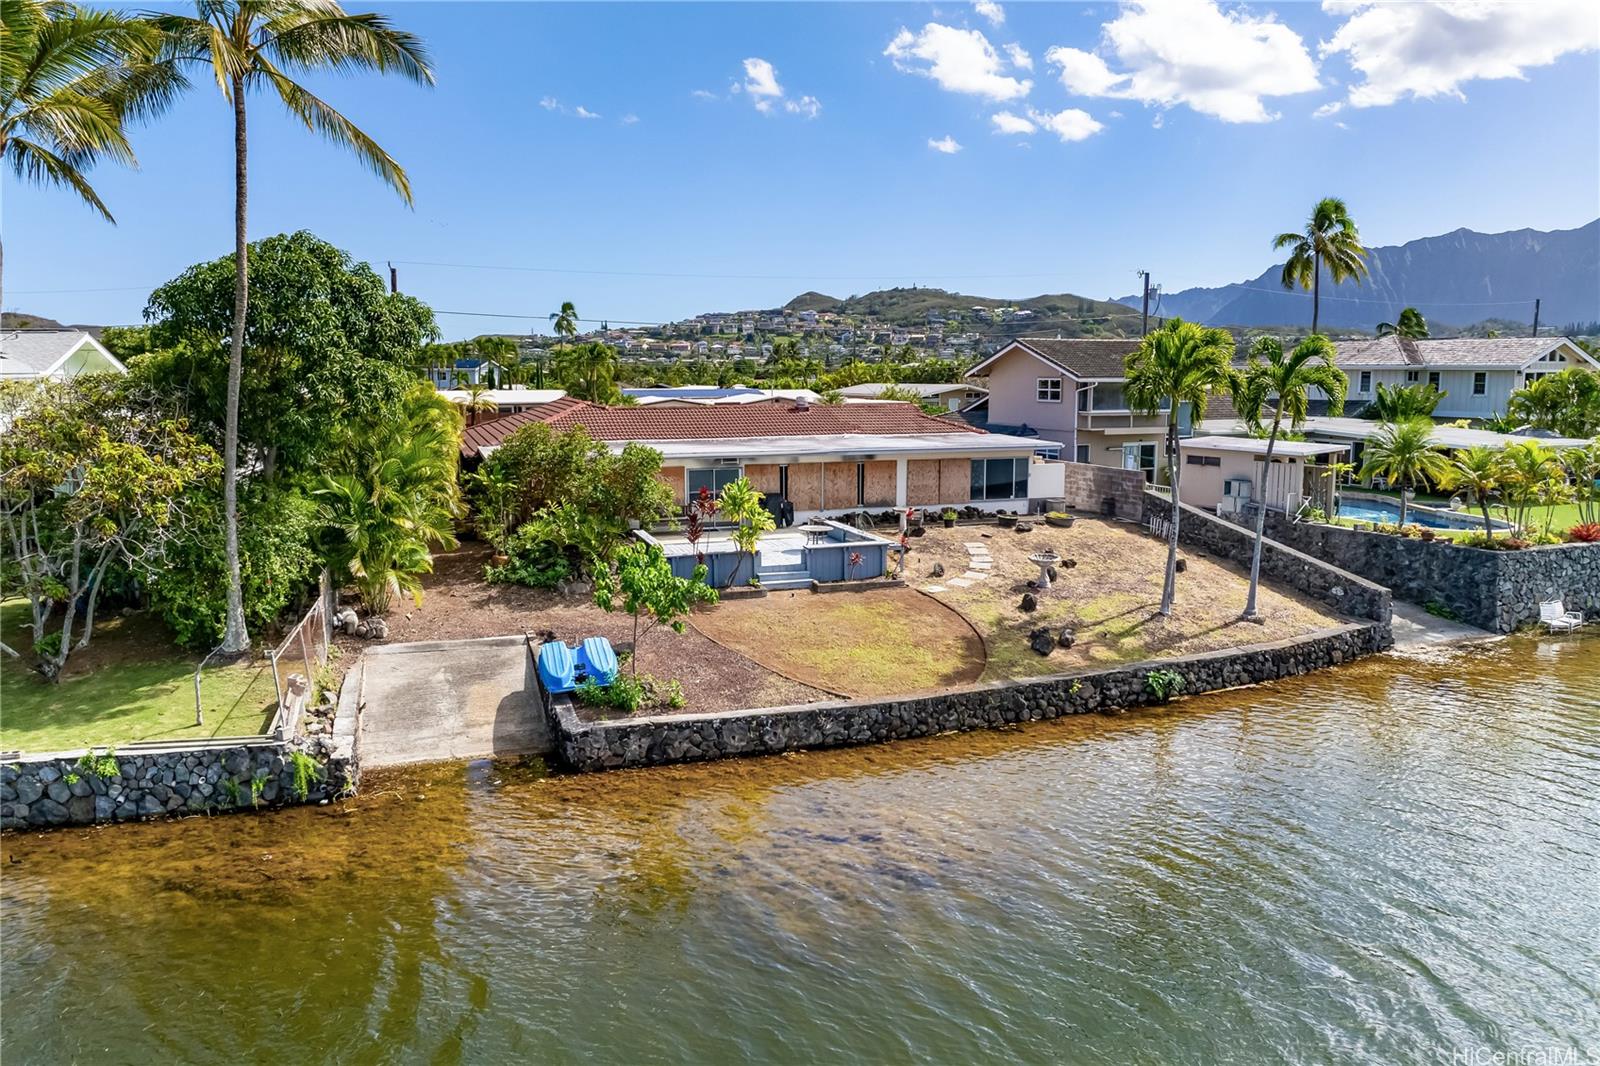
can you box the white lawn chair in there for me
[1539,600,1587,633]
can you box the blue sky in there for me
[7,1,1599,339]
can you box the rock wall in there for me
[542,624,1389,772]
[1141,492,1393,625]
[1246,510,1600,632]
[1051,462,1147,520]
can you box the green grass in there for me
[1,600,278,755]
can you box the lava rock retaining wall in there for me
[540,623,1388,772]
[1245,510,1599,633]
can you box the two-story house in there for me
[964,338,1191,479]
[1331,336,1598,419]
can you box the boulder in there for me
[1175,558,1187,573]
[1019,593,1038,613]
[335,607,359,636]
[37,765,61,784]
[1057,628,1076,649]
[366,617,389,640]
[1014,521,1033,533]
[14,777,42,806]
[1028,628,1055,656]
[930,562,945,577]
[29,798,70,826]
[46,780,71,805]
[1063,558,1078,569]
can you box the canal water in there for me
[3,636,1597,1064]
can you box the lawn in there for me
[906,520,1343,682]
[688,586,986,698]
[1341,487,1592,537]
[1,600,278,755]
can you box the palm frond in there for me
[4,133,114,219]
[258,60,411,202]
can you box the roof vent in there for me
[793,397,810,411]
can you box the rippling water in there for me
[3,636,1598,1064]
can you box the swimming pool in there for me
[1337,496,1486,530]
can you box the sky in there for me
[6,0,1599,340]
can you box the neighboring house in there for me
[0,329,126,380]
[1177,436,1350,517]
[965,338,1182,478]
[835,382,989,411]
[437,387,567,418]
[427,358,507,389]
[460,397,1062,517]
[1329,336,1599,419]
[623,386,821,407]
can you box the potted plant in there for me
[1045,511,1075,529]
[941,509,958,529]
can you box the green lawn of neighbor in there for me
[1,600,278,755]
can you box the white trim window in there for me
[1036,377,1063,403]
[1472,372,1487,396]
[970,457,1030,500]
[1034,447,1060,460]
[1357,371,1372,395]
[1405,370,1420,384]
[1427,371,1441,391]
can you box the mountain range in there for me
[1121,220,1599,331]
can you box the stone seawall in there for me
[540,624,1388,772]
[1247,510,1599,633]
[1141,492,1393,624]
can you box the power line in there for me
[1216,281,1552,307]
[394,259,1070,282]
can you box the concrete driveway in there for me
[350,635,550,769]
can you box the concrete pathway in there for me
[352,635,551,769]
[1389,600,1498,649]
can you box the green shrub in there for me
[287,751,323,801]
[76,749,119,780]
[1146,669,1185,702]
[485,525,573,588]
[574,673,685,715]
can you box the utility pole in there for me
[1138,270,1152,336]
[1531,297,1540,337]
[388,261,398,294]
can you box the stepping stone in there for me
[963,542,988,550]
[972,560,992,569]
[961,571,988,581]
[924,585,947,593]
[948,577,973,588]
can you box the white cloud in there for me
[928,134,964,153]
[974,0,1004,27]
[690,88,718,101]
[1029,106,1105,142]
[1004,42,1033,70]
[541,96,605,120]
[885,23,1033,101]
[1312,100,1343,118]
[539,96,561,111]
[621,113,640,125]
[574,106,602,120]
[1045,0,1321,123]
[991,110,1036,134]
[1321,0,1600,109]
[738,57,821,118]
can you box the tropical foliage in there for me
[592,542,717,678]
[1124,319,1237,616]
[1376,308,1429,339]
[1272,197,1369,334]
[1361,381,1443,422]
[1359,419,1451,526]
[1505,367,1600,439]
[1231,334,1345,619]
[1439,447,1506,542]
[717,476,776,587]
[551,341,623,403]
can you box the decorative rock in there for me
[1028,628,1056,656]
[1057,628,1076,649]
[1014,521,1034,533]
[1175,558,1187,573]
[1047,566,1059,582]
[1064,558,1077,569]
[930,563,945,577]
[335,606,359,635]
[1019,593,1038,612]
[366,617,389,640]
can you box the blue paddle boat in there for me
[537,637,619,693]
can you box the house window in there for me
[1075,444,1090,464]
[1036,378,1063,403]
[1358,371,1372,394]
[1077,387,1089,412]
[1406,370,1420,383]
[687,467,741,498]
[1034,447,1060,460]
[970,457,1029,500]
[1185,455,1222,467]
[1427,371,1441,391]
[1472,372,1487,396]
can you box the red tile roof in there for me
[460,397,984,457]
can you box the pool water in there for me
[1338,496,1485,530]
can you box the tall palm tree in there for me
[1376,307,1429,339]
[1273,197,1369,334]
[1359,418,1450,526]
[549,300,579,342]
[0,0,180,307]
[1231,334,1346,620]
[1124,318,1237,616]
[1441,446,1506,541]
[551,341,620,403]
[148,1,433,652]
[458,381,496,426]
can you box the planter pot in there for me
[997,514,1018,529]
[1045,515,1075,529]
[942,518,956,528]
[492,553,510,566]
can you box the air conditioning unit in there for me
[713,457,741,467]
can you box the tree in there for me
[458,381,496,426]
[1441,446,1506,542]
[1561,441,1600,527]
[1123,319,1237,616]
[1362,381,1443,422]
[1231,334,1346,620]
[1496,440,1560,534]
[717,476,775,588]
[1506,368,1600,439]
[1359,419,1450,526]
[1376,307,1429,338]
[549,301,580,343]
[551,341,621,403]
[1273,197,1369,334]
[147,2,434,653]
[592,542,717,678]
[0,377,218,678]
[0,0,180,307]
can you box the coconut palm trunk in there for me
[1311,250,1320,334]
[1242,403,1284,620]
[1161,406,1181,616]
[220,75,251,652]
[1397,481,1409,526]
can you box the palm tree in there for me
[549,301,579,342]
[147,1,433,652]
[551,341,620,403]
[0,0,180,307]
[1359,418,1450,526]
[1273,197,1369,334]
[1124,318,1237,616]
[1441,446,1506,541]
[1365,380,1443,421]
[1231,334,1346,619]
[1376,307,1429,338]
[458,381,496,426]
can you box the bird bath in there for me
[1028,551,1061,590]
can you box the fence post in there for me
[320,568,335,645]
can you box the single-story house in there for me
[1196,415,1592,465]
[0,329,126,380]
[1327,336,1598,419]
[438,387,567,416]
[427,357,508,389]
[621,386,821,407]
[835,382,989,411]
[1177,436,1351,517]
[460,397,1063,518]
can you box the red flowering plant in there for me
[684,486,718,564]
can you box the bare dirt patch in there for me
[688,586,986,699]
[336,544,825,715]
[904,519,1343,681]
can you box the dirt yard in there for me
[903,518,1342,681]
[688,585,986,698]
[336,545,825,715]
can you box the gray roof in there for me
[1333,335,1588,369]
[976,338,1142,380]
[0,329,101,376]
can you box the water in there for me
[1339,497,1484,530]
[3,636,1598,1064]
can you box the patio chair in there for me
[1538,600,1587,634]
